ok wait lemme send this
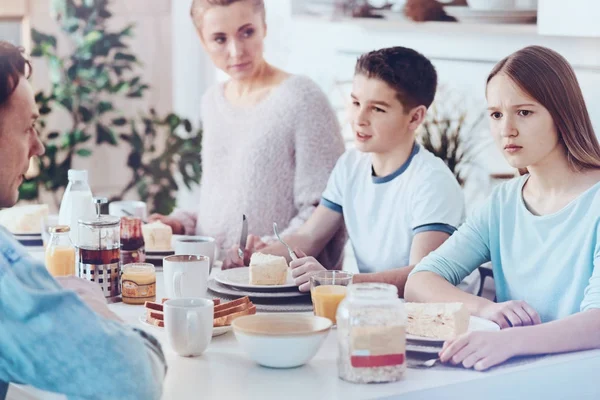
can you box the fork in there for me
[273,222,298,261]
[407,357,439,369]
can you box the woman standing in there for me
[406,46,600,370]
[150,0,346,268]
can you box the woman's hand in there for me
[289,250,326,292]
[439,329,523,371]
[147,214,185,235]
[477,300,542,329]
[221,235,267,270]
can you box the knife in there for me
[238,214,248,261]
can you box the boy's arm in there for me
[260,204,344,262]
[352,230,451,297]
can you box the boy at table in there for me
[0,41,166,399]
[226,46,465,295]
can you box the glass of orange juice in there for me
[310,270,353,325]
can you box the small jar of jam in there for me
[120,216,145,265]
[121,263,156,305]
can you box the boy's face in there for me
[349,74,422,154]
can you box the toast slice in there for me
[213,304,256,327]
[214,296,249,313]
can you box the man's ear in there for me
[407,105,427,131]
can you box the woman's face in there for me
[486,73,562,170]
[196,1,266,80]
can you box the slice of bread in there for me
[213,304,256,327]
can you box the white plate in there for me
[138,314,232,337]
[406,316,500,343]
[215,267,297,291]
[444,6,537,24]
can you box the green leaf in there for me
[19,181,39,201]
[183,119,192,133]
[127,152,142,169]
[47,132,60,140]
[120,24,135,37]
[39,105,52,115]
[76,148,92,157]
[31,29,57,48]
[83,30,102,46]
[166,114,181,130]
[79,106,93,122]
[113,117,128,126]
[98,101,113,114]
[114,52,136,62]
[96,123,118,145]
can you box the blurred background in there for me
[2,0,600,215]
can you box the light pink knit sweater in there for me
[171,75,346,267]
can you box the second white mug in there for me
[164,297,214,357]
[163,255,210,299]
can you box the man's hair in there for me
[0,41,31,109]
[355,46,437,111]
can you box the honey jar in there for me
[121,263,156,305]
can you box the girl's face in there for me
[196,1,266,80]
[486,73,562,170]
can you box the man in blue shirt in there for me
[0,41,166,399]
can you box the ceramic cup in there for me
[163,255,210,299]
[173,236,218,270]
[164,297,214,357]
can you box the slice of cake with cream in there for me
[405,302,470,340]
[249,253,289,285]
[142,221,173,252]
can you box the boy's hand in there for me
[289,249,326,292]
[477,300,542,329]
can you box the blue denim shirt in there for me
[0,227,166,399]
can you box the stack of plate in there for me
[145,249,174,267]
[209,267,313,312]
[14,232,43,247]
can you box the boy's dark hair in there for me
[355,46,437,110]
[0,41,31,109]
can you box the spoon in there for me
[273,222,298,261]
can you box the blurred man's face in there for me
[0,77,44,207]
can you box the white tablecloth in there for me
[11,253,600,400]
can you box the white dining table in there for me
[10,251,600,400]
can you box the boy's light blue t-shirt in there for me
[321,144,464,273]
[412,175,600,322]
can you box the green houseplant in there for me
[417,93,487,187]
[21,0,202,215]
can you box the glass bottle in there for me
[58,169,95,246]
[45,225,76,277]
[336,283,407,384]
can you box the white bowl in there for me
[232,314,332,368]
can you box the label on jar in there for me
[122,279,156,300]
[350,326,406,368]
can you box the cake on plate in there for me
[405,302,470,340]
[142,221,173,252]
[249,253,288,285]
[0,204,49,234]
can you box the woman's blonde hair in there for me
[190,0,266,28]
[487,45,600,171]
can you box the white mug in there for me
[164,298,213,357]
[109,200,147,220]
[174,236,218,269]
[163,255,210,299]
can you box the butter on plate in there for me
[249,253,288,285]
[405,302,470,340]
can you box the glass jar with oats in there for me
[336,283,407,384]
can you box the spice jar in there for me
[120,216,145,265]
[336,283,407,384]
[121,263,156,305]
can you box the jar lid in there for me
[123,263,155,274]
[78,215,120,227]
[49,225,70,233]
